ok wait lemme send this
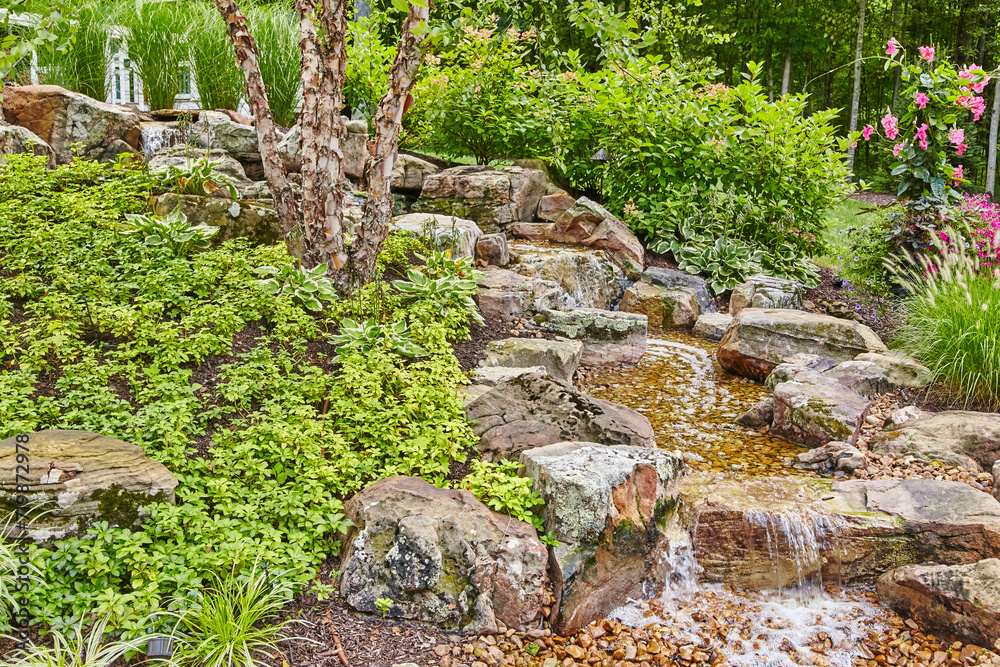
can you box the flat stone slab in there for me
[480,338,582,384]
[692,313,732,341]
[871,410,1000,473]
[470,365,547,386]
[534,308,647,367]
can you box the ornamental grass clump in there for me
[891,228,1000,410]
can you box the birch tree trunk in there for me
[846,0,866,173]
[341,0,429,291]
[213,0,300,237]
[781,52,792,95]
[987,79,1000,195]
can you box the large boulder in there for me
[823,360,894,398]
[0,430,177,544]
[639,267,715,315]
[480,338,583,384]
[0,119,55,166]
[189,110,258,163]
[147,145,252,191]
[475,233,509,267]
[870,411,1000,473]
[509,242,624,310]
[692,313,733,342]
[339,476,548,634]
[465,373,655,461]
[391,153,439,192]
[681,474,1000,590]
[391,213,483,259]
[235,117,368,179]
[533,309,647,367]
[771,368,871,446]
[548,198,644,277]
[151,193,280,246]
[717,308,887,381]
[520,442,684,634]
[877,560,1000,647]
[854,351,933,389]
[537,190,577,222]
[619,282,699,330]
[474,269,571,320]
[729,276,805,315]
[1,85,141,163]
[411,165,547,234]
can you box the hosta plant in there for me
[122,209,219,256]
[415,250,480,280]
[393,270,484,325]
[328,318,427,362]
[157,156,239,199]
[255,263,338,312]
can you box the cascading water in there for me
[140,121,184,156]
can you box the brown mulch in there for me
[804,266,904,341]
[450,314,555,373]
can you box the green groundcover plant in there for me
[0,153,481,637]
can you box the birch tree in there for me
[987,77,1000,195]
[846,0,865,173]
[213,0,429,291]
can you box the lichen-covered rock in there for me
[412,165,547,234]
[391,153,439,192]
[854,352,933,389]
[474,269,571,320]
[794,441,867,475]
[465,373,655,461]
[471,366,547,386]
[340,476,548,634]
[729,276,805,315]
[771,369,871,447]
[475,233,510,267]
[391,213,483,259]
[619,282,698,330]
[692,313,732,342]
[870,411,1000,473]
[639,268,715,315]
[480,338,583,384]
[520,442,683,634]
[0,430,177,544]
[681,474,1000,591]
[190,110,258,162]
[877,560,1000,647]
[0,119,54,166]
[824,360,894,397]
[547,198,643,277]
[537,190,577,222]
[151,193,280,246]
[1,85,141,163]
[717,308,887,381]
[533,309,647,367]
[509,242,624,310]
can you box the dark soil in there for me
[804,266,904,341]
[451,314,555,373]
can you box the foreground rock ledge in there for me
[340,476,548,634]
[0,430,177,543]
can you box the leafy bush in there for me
[459,460,543,531]
[156,156,240,199]
[122,209,219,256]
[345,12,395,117]
[891,229,1000,409]
[327,318,426,361]
[256,263,338,311]
[414,250,480,280]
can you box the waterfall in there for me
[140,122,184,156]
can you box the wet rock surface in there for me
[340,476,548,634]
[465,373,655,461]
[640,267,716,315]
[794,441,867,475]
[480,338,583,384]
[692,312,733,341]
[533,309,647,367]
[520,442,683,635]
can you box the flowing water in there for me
[139,121,185,156]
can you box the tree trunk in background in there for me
[297,0,349,271]
[846,0,866,173]
[781,52,792,95]
[890,0,901,107]
[213,0,300,238]
[338,0,429,291]
[987,79,1000,195]
[768,54,774,102]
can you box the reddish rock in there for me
[549,198,644,277]
[511,222,556,241]
[537,190,577,222]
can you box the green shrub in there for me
[345,12,395,118]
[891,231,1000,409]
[156,156,240,199]
[459,460,544,531]
[122,209,220,256]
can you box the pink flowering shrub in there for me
[959,193,1000,269]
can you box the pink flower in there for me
[957,94,972,108]
[970,96,987,120]
[949,128,965,144]
[881,113,899,139]
[918,46,935,62]
[972,79,989,94]
[915,123,929,141]
[959,64,979,80]
[953,164,964,184]
[862,125,875,141]
[957,143,968,156]
[914,92,930,109]
[892,143,905,157]
[885,38,901,56]
[919,138,929,150]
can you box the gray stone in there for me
[794,441,867,475]
[824,360,893,397]
[870,410,1000,473]
[1,85,141,164]
[692,313,733,342]
[548,198,643,277]
[465,373,655,461]
[475,233,509,267]
[474,269,571,320]
[765,363,817,391]
[717,308,887,381]
[272,118,368,178]
[640,267,715,315]
[190,110,259,161]
[533,309,647,367]
[0,430,177,544]
[771,369,871,447]
[537,190,576,222]
[995,461,1000,502]
[877,560,1000,647]
[854,351,933,388]
[0,119,54,166]
[148,145,252,191]
[736,397,774,428]
[391,213,483,259]
[471,365,547,386]
[520,442,683,634]
[151,193,280,246]
[784,353,840,372]
[340,476,547,634]
[412,165,547,234]
[509,242,624,310]
[391,153,438,192]
[619,283,698,330]
[480,338,583,385]
[729,276,805,315]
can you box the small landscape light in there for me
[146,637,174,659]
[590,148,611,162]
